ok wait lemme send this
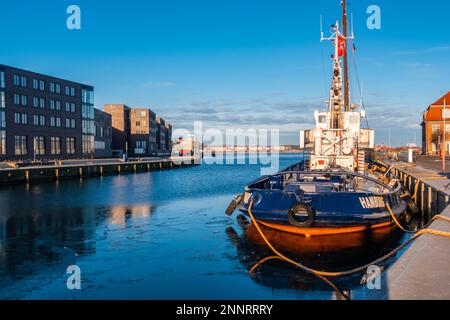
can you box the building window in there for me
[134,141,147,154]
[0,71,5,88]
[0,131,5,155]
[13,74,20,86]
[21,95,27,106]
[56,117,61,127]
[65,86,70,96]
[0,111,5,128]
[14,113,20,124]
[70,87,75,97]
[39,80,45,91]
[39,98,45,108]
[50,82,55,93]
[14,94,20,105]
[82,89,94,104]
[66,118,76,129]
[33,115,39,125]
[49,100,55,110]
[14,135,27,155]
[21,113,28,124]
[82,135,94,154]
[65,102,70,112]
[55,83,61,94]
[20,76,27,88]
[40,115,45,126]
[33,79,38,90]
[432,124,440,134]
[66,137,76,155]
[34,136,45,156]
[33,97,38,107]
[0,91,5,108]
[56,100,61,110]
[51,137,61,155]
[71,103,76,113]
[50,116,55,127]
[95,140,106,150]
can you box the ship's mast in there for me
[320,0,354,129]
[342,0,350,111]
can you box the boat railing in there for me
[247,170,403,205]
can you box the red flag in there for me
[337,36,346,57]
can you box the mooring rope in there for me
[247,196,450,300]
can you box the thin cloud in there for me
[142,81,177,88]
[392,45,450,56]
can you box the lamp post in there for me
[443,99,447,173]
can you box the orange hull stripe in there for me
[257,220,394,236]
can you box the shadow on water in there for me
[225,214,406,297]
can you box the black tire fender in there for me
[288,203,316,228]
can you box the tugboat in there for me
[226,0,407,240]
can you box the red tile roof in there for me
[424,92,450,121]
[431,91,450,106]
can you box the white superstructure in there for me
[299,17,374,172]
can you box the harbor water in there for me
[0,154,406,299]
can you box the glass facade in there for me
[0,72,4,156]
[82,88,95,155]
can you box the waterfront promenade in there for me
[364,158,450,299]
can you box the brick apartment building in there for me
[104,104,172,157]
[0,64,95,160]
[104,104,130,155]
[422,91,450,156]
[129,108,157,157]
[94,108,112,158]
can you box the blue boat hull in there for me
[236,161,407,230]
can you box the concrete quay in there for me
[364,159,450,299]
[0,156,200,185]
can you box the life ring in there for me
[288,203,316,228]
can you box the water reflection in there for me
[226,214,404,298]
[0,203,153,297]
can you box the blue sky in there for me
[1,0,449,146]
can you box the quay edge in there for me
[363,160,450,300]
[0,157,200,185]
